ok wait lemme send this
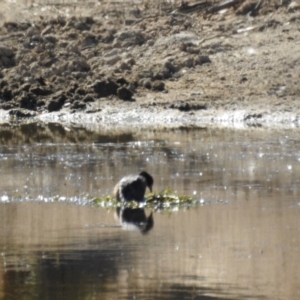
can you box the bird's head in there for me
[139,171,154,192]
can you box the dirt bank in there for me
[0,0,300,129]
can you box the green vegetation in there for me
[91,188,205,210]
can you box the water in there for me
[0,123,300,300]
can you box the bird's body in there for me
[114,171,153,202]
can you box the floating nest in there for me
[92,188,205,210]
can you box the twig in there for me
[198,33,233,45]
[207,0,244,13]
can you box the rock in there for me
[147,39,155,46]
[0,56,12,67]
[170,102,207,111]
[125,19,136,26]
[195,55,211,65]
[75,87,87,95]
[104,55,121,66]
[18,92,37,110]
[66,43,81,55]
[0,79,7,88]
[0,46,14,57]
[35,76,47,86]
[156,32,201,47]
[52,16,67,26]
[104,49,121,57]
[116,78,128,85]
[67,59,90,72]
[83,94,95,102]
[14,83,31,96]
[76,59,91,71]
[161,68,172,79]
[152,81,165,91]
[46,91,67,112]
[170,102,191,111]
[75,21,89,31]
[87,57,101,70]
[236,0,260,15]
[64,30,78,40]
[47,99,63,112]
[30,86,52,96]
[164,61,180,73]
[31,35,43,42]
[126,57,136,66]
[153,72,164,80]
[9,108,37,118]
[3,22,19,32]
[183,57,194,68]
[1,88,12,101]
[43,35,57,44]
[39,56,57,68]
[114,30,145,47]
[141,79,152,89]
[119,62,131,71]
[71,100,86,110]
[92,79,119,97]
[65,17,93,31]
[53,91,67,102]
[127,82,136,92]
[186,47,201,55]
[37,99,46,107]
[136,70,153,80]
[66,82,78,94]
[1,102,16,110]
[30,62,39,73]
[71,72,87,79]
[26,27,40,37]
[82,31,96,39]
[72,94,80,101]
[117,86,133,100]
[101,31,114,43]
[81,34,97,48]
[1,87,12,101]
[287,1,300,12]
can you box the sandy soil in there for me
[0,0,300,129]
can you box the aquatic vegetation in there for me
[91,188,205,210]
[0,190,205,210]
[0,189,206,211]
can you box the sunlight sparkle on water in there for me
[1,125,300,300]
[1,195,9,202]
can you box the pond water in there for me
[0,123,300,300]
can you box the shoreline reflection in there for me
[0,124,300,300]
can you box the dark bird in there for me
[113,171,154,202]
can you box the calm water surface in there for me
[0,123,300,300]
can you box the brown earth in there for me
[0,0,300,129]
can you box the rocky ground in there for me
[0,0,300,129]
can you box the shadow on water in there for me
[1,123,300,300]
[2,248,265,300]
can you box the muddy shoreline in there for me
[1,1,300,130]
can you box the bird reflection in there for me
[116,208,154,234]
